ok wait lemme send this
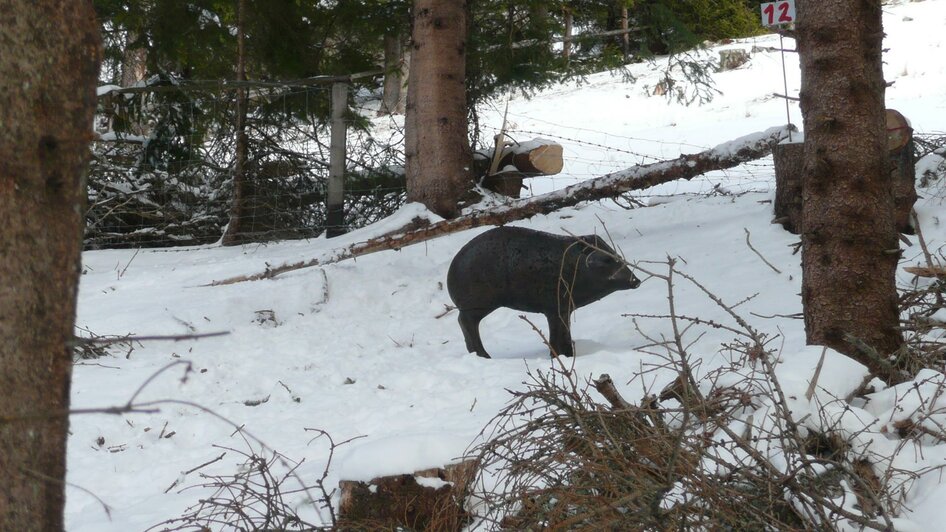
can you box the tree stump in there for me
[718,49,750,71]
[773,139,805,234]
[338,459,477,531]
[887,109,917,234]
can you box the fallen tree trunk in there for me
[211,125,793,285]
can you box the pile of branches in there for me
[151,430,345,532]
[899,212,946,375]
[468,259,932,530]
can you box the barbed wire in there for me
[88,81,785,249]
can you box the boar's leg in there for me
[545,312,574,357]
[458,309,491,358]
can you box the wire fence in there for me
[92,78,946,251]
[87,80,778,250]
[88,80,406,249]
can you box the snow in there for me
[67,2,946,530]
[96,84,123,97]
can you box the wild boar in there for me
[447,226,640,358]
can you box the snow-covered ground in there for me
[67,2,946,530]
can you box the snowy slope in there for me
[67,2,946,530]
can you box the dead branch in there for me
[744,228,782,274]
[211,125,794,286]
[593,374,633,410]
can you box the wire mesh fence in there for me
[88,80,406,249]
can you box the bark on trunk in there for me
[796,0,904,381]
[404,0,473,218]
[0,2,101,529]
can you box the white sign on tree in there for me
[760,0,796,27]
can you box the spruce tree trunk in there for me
[796,0,904,381]
[222,0,250,245]
[404,0,473,218]
[0,1,101,528]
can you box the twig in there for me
[118,248,141,279]
[744,228,782,274]
[164,452,227,493]
[805,347,827,401]
[70,331,229,347]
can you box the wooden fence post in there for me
[327,81,348,238]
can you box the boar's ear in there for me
[578,235,607,253]
[576,236,598,256]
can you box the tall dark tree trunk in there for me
[0,1,101,528]
[796,0,904,381]
[222,0,250,245]
[404,0,473,218]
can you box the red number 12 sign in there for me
[761,0,796,27]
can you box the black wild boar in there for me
[447,226,641,358]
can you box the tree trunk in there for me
[405,0,473,218]
[621,5,630,62]
[796,0,904,381]
[0,2,101,529]
[563,9,573,61]
[378,32,407,116]
[119,30,150,137]
[120,31,147,88]
[222,0,250,245]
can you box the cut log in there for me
[773,139,805,233]
[498,139,564,175]
[477,139,564,198]
[338,460,476,531]
[210,125,794,285]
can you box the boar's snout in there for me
[612,265,641,289]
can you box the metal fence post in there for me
[326,81,348,238]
